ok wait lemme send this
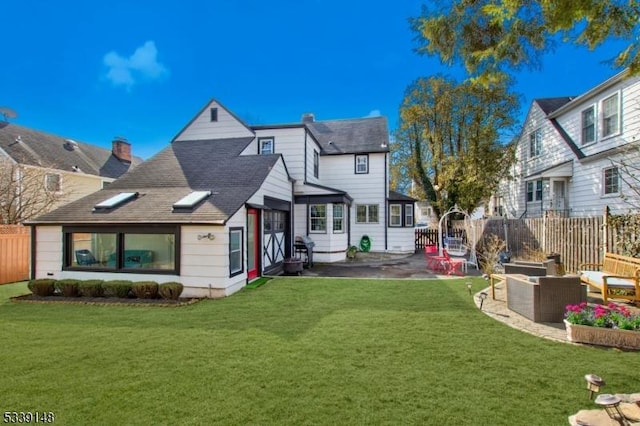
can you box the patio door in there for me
[247,209,259,280]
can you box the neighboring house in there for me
[27,99,416,298]
[494,70,640,218]
[0,121,142,219]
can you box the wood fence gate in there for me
[0,225,30,284]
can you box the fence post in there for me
[603,206,609,255]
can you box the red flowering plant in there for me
[564,302,640,331]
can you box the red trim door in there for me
[247,209,259,280]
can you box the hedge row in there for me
[27,279,184,300]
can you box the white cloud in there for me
[364,109,382,118]
[103,41,168,90]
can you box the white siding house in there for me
[29,98,415,297]
[495,70,640,218]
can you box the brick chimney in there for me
[301,113,315,123]
[112,136,132,163]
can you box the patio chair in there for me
[442,249,466,276]
[424,245,447,272]
[75,249,98,266]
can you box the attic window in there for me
[210,108,218,122]
[173,191,211,210]
[94,192,138,210]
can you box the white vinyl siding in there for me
[175,100,254,141]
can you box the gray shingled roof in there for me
[306,117,390,155]
[0,122,142,178]
[388,190,416,202]
[535,97,574,115]
[29,137,284,225]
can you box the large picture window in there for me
[356,204,379,224]
[64,226,178,273]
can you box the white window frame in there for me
[229,228,243,276]
[332,204,344,233]
[259,138,274,155]
[581,105,596,145]
[602,92,620,138]
[526,180,543,202]
[405,204,414,227]
[309,204,326,233]
[356,204,379,224]
[355,154,369,174]
[389,204,401,227]
[529,129,542,158]
[603,166,620,196]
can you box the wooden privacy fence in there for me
[417,214,630,274]
[0,225,30,284]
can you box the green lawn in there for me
[1,278,638,425]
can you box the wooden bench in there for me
[578,253,640,305]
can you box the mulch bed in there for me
[10,294,201,307]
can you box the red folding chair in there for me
[442,249,466,276]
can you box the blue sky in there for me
[0,1,630,159]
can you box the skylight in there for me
[94,192,138,210]
[173,191,211,210]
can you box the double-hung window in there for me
[603,167,620,195]
[389,204,402,226]
[405,204,414,227]
[602,93,620,138]
[332,204,344,233]
[259,138,274,154]
[356,204,379,224]
[355,154,368,174]
[529,129,542,158]
[229,228,243,276]
[526,180,543,202]
[310,204,326,233]
[581,106,595,144]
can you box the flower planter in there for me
[564,320,640,350]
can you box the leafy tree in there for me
[411,0,640,84]
[0,157,69,224]
[392,75,518,216]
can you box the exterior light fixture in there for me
[478,292,488,309]
[197,233,215,241]
[585,374,605,400]
[594,394,628,425]
[466,281,472,295]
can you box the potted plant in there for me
[346,245,358,260]
[564,302,640,350]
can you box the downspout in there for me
[30,225,36,279]
[384,151,388,250]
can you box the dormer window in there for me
[259,138,274,154]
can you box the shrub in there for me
[77,280,104,297]
[131,281,159,299]
[55,279,81,297]
[158,282,184,300]
[27,279,56,296]
[102,280,133,298]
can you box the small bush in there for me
[102,280,133,298]
[55,279,81,297]
[131,281,159,299]
[77,280,104,297]
[27,279,56,296]
[158,282,184,300]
